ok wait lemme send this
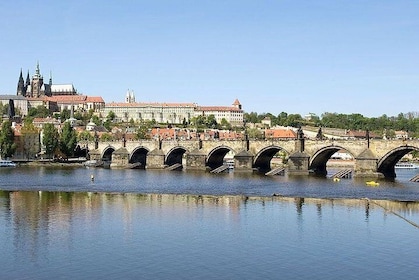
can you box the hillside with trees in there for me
[244,111,419,138]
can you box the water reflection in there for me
[1,190,419,279]
[4,191,419,247]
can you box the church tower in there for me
[130,90,135,103]
[25,71,30,90]
[17,69,26,96]
[232,99,242,110]
[125,89,135,103]
[31,62,44,98]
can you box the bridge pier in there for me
[88,149,101,162]
[147,149,166,169]
[185,149,208,171]
[288,129,310,175]
[354,148,383,178]
[110,148,129,168]
[234,150,254,172]
[288,152,310,175]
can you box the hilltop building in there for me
[102,90,244,126]
[11,63,105,116]
[17,62,77,98]
[195,99,243,126]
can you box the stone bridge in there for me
[84,137,419,178]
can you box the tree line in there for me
[244,111,419,138]
[0,119,77,160]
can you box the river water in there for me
[1,166,419,279]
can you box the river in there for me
[1,166,418,279]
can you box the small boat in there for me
[0,159,16,167]
[395,162,419,169]
[333,177,340,182]
[365,181,379,187]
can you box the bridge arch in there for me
[101,146,116,167]
[207,145,236,170]
[129,146,150,168]
[102,146,116,161]
[377,145,419,177]
[254,145,291,172]
[310,145,355,176]
[165,146,188,166]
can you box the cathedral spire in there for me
[34,61,42,79]
[18,68,24,82]
[17,68,25,96]
[49,71,52,85]
[26,71,30,87]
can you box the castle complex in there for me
[103,90,244,126]
[17,62,77,98]
[2,63,243,127]
[0,63,104,116]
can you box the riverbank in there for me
[17,161,84,167]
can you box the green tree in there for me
[60,108,71,121]
[285,114,303,127]
[244,112,260,124]
[20,121,40,159]
[77,131,94,142]
[220,118,231,130]
[91,115,101,126]
[42,123,59,158]
[206,114,218,128]
[0,121,17,159]
[28,105,50,118]
[247,127,263,139]
[59,122,77,157]
[107,111,116,121]
[135,126,151,140]
[100,133,114,141]
[277,112,288,126]
[134,120,156,140]
[103,119,112,131]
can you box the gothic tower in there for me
[125,89,135,103]
[130,90,135,103]
[17,69,26,96]
[31,62,44,98]
[25,71,30,90]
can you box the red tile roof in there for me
[265,129,297,139]
[232,99,241,106]
[86,96,105,103]
[49,95,87,102]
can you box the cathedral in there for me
[17,62,77,98]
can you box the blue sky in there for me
[0,0,418,118]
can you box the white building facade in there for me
[101,91,244,126]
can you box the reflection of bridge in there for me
[85,137,419,178]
